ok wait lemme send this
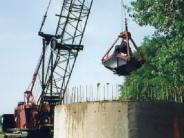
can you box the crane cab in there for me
[102,31,145,76]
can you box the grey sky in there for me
[0,0,154,114]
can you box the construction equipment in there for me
[2,0,144,137]
[101,20,145,75]
[101,1,145,75]
[3,0,93,137]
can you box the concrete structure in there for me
[54,101,184,138]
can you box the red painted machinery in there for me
[2,0,93,137]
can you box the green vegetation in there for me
[121,0,184,101]
[0,115,2,132]
[0,116,3,138]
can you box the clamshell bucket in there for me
[102,31,145,76]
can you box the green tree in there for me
[130,0,184,34]
[121,0,184,101]
[0,115,1,125]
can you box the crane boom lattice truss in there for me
[38,0,93,106]
[13,0,93,130]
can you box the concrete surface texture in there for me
[54,101,128,138]
[54,101,184,138]
[129,102,184,138]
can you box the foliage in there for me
[120,0,184,101]
[0,115,2,126]
[0,115,2,133]
[130,0,184,34]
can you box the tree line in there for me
[121,0,184,102]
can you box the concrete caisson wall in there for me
[54,101,184,138]
[129,102,184,138]
[54,101,129,138]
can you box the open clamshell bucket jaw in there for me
[102,31,145,76]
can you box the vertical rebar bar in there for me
[86,85,88,101]
[104,84,105,100]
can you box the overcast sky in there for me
[0,0,154,114]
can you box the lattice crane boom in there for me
[9,0,94,131]
[38,0,93,106]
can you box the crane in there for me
[2,0,145,137]
[35,0,93,128]
[2,0,93,137]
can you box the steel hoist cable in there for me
[121,0,127,30]
[120,0,131,58]
[102,0,145,76]
[39,0,52,33]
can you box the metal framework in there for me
[38,0,93,105]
